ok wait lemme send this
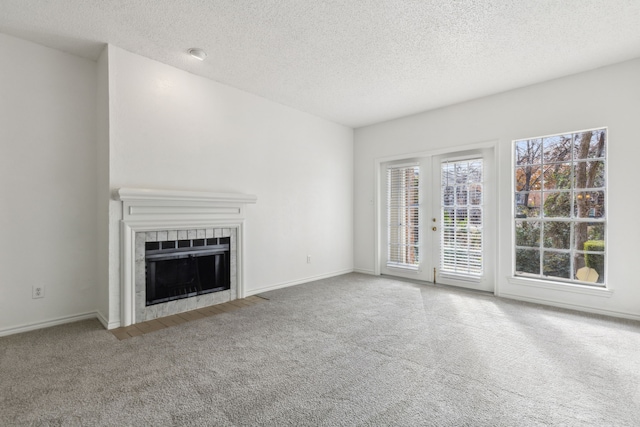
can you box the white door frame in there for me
[379,157,431,282]
[430,148,496,292]
[374,140,498,294]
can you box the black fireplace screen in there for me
[145,237,230,306]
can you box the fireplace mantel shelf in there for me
[116,188,257,205]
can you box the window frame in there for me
[512,127,607,287]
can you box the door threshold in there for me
[380,274,494,295]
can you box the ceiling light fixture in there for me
[188,48,207,61]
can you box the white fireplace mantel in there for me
[117,187,257,224]
[117,187,258,204]
[116,188,257,327]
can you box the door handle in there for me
[432,227,437,231]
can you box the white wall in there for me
[105,46,354,326]
[355,58,640,319]
[0,33,98,335]
[96,46,110,325]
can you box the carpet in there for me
[1,273,639,426]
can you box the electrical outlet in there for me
[32,286,45,299]
[307,255,311,264]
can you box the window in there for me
[514,128,606,285]
[387,164,420,269]
[441,159,483,276]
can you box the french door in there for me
[381,148,495,292]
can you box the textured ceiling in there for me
[1,1,640,128]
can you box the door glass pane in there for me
[387,165,420,268]
[440,159,482,275]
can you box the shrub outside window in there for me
[514,128,606,285]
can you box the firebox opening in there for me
[145,237,231,306]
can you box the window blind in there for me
[441,159,483,276]
[387,164,420,268]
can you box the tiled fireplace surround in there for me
[117,188,257,327]
[135,227,237,322]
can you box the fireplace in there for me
[145,237,231,305]
[116,188,257,328]
[134,227,237,322]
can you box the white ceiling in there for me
[1,1,639,128]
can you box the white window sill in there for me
[507,276,613,297]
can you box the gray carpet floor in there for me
[1,273,639,426]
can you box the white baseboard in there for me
[96,310,109,329]
[0,312,99,338]
[500,292,640,322]
[353,268,376,275]
[95,310,121,330]
[245,269,354,296]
